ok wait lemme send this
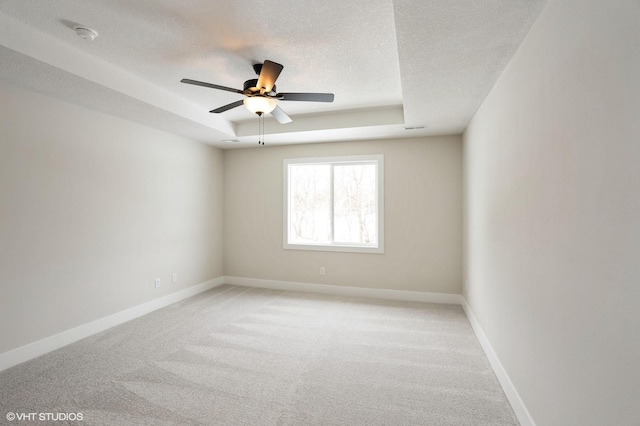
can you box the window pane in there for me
[289,164,331,244]
[333,163,377,245]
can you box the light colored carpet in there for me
[0,285,519,425]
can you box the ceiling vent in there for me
[404,125,427,130]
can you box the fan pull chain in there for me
[257,112,265,145]
[261,113,265,145]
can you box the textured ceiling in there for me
[0,0,549,148]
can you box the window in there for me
[283,155,384,253]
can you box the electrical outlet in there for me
[155,278,160,288]
[172,273,177,283]
[320,267,326,276]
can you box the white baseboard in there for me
[0,277,224,372]
[224,276,463,305]
[461,299,535,426]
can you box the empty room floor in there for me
[0,285,518,425]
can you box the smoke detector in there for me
[72,25,98,41]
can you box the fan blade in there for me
[278,92,334,102]
[256,60,283,93]
[181,79,243,94]
[270,105,293,124]
[210,100,244,113]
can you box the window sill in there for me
[283,243,384,254]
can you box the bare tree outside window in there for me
[334,164,377,244]
[289,164,330,243]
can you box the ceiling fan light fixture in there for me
[243,96,276,115]
[181,59,333,125]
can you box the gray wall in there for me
[224,136,463,294]
[0,84,224,354]
[464,0,640,424]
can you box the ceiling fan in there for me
[181,60,334,124]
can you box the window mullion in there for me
[329,164,334,244]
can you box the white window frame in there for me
[283,154,384,254]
